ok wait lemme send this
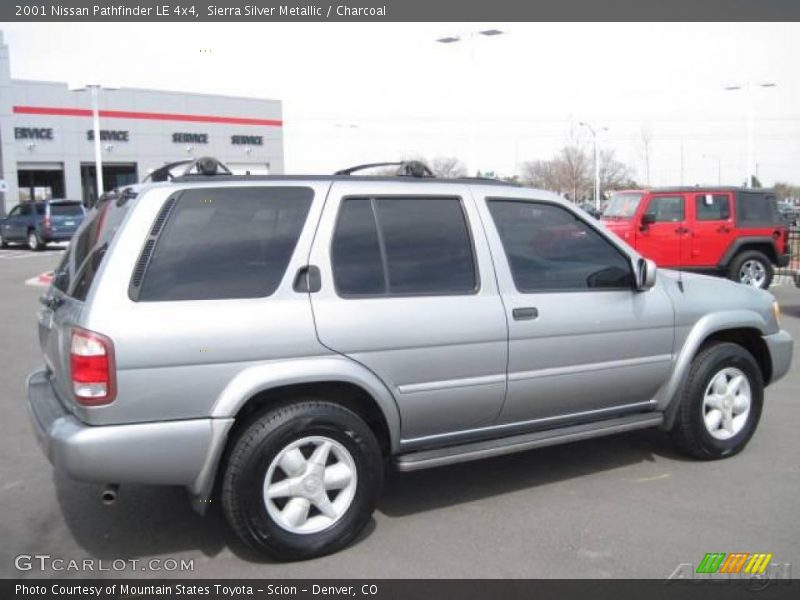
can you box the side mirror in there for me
[640,213,656,230]
[636,258,657,291]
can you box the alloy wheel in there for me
[263,435,358,534]
[702,367,751,440]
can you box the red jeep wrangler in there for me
[601,187,790,289]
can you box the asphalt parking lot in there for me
[0,248,798,579]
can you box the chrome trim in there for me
[401,399,657,445]
[397,373,506,394]
[508,354,672,382]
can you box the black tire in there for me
[221,400,383,560]
[0,232,7,248]
[727,250,773,289]
[671,342,763,460]
[27,230,45,251]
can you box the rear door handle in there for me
[675,226,691,235]
[512,307,538,321]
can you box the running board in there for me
[394,412,664,472]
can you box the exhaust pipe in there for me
[102,484,119,506]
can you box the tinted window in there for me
[50,203,84,217]
[67,197,131,300]
[645,195,684,222]
[695,194,730,221]
[736,192,779,226]
[20,204,33,216]
[489,200,634,292]
[138,187,312,301]
[331,199,386,295]
[331,197,477,296]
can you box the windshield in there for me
[603,193,643,218]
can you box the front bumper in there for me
[26,369,232,492]
[763,330,793,384]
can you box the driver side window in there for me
[488,199,634,292]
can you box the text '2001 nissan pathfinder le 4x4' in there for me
[27,159,793,560]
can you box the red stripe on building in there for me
[12,105,282,127]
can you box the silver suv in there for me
[27,159,793,560]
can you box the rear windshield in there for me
[54,195,132,300]
[603,193,643,218]
[50,203,84,217]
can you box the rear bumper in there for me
[26,369,233,493]
[41,231,75,242]
[763,330,793,385]
[776,253,791,268]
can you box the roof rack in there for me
[334,161,435,178]
[144,157,232,183]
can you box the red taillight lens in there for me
[70,328,116,406]
[44,215,52,230]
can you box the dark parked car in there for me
[0,200,86,250]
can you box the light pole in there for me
[579,121,606,210]
[703,154,722,185]
[436,29,505,176]
[723,82,776,188]
[70,84,118,203]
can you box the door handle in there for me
[716,226,731,233]
[292,265,321,293]
[512,307,538,321]
[675,226,691,235]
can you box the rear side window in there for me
[137,187,313,301]
[644,195,685,222]
[736,192,779,226]
[331,197,477,296]
[695,194,731,221]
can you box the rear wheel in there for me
[728,250,773,289]
[221,400,383,560]
[671,342,763,459]
[27,230,45,251]
[0,231,7,248]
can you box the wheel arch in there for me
[659,312,772,430]
[189,357,400,513]
[719,237,778,268]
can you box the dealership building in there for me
[0,31,284,215]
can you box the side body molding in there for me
[210,355,402,451]
[656,309,770,428]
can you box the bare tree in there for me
[599,149,636,192]
[430,156,467,179]
[520,145,591,200]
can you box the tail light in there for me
[70,327,116,406]
[44,215,52,230]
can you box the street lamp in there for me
[579,121,607,210]
[703,154,722,185]
[723,82,777,188]
[70,84,118,202]
[436,29,506,175]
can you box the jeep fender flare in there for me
[718,236,777,268]
[657,310,770,430]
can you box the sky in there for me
[1,22,799,186]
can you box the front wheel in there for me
[221,400,384,560]
[728,250,773,289]
[671,342,763,460]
